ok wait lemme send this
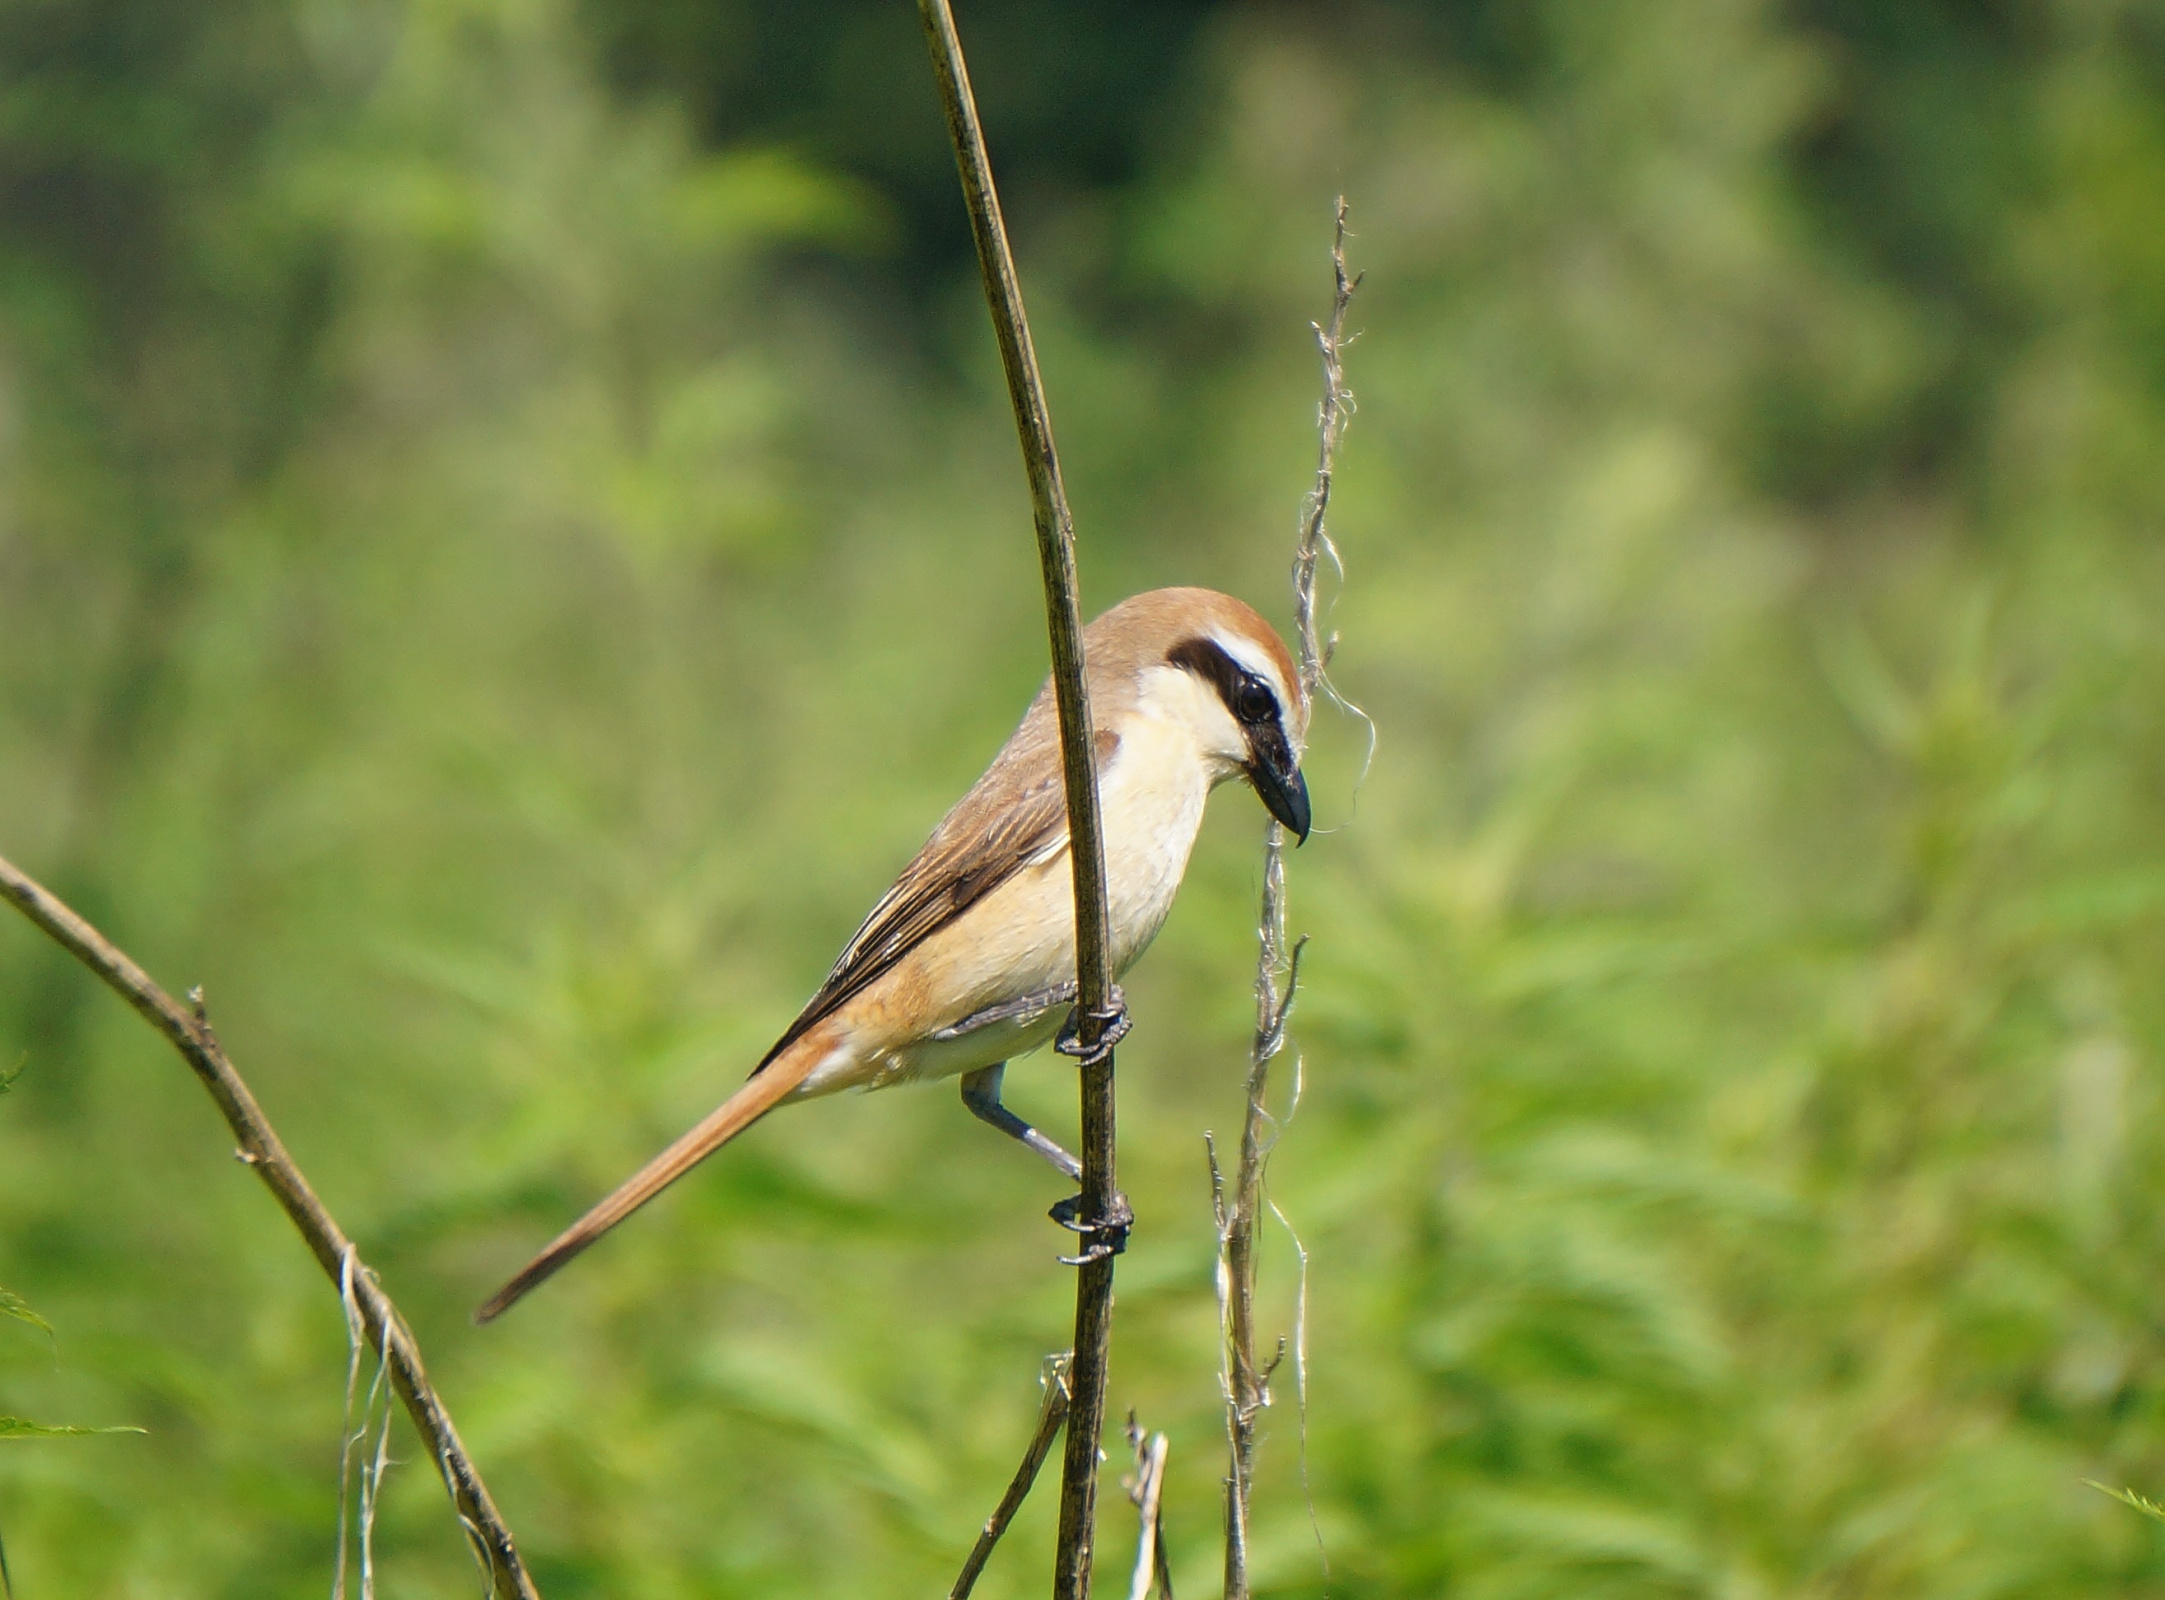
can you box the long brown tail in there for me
[475,1046,820,1323]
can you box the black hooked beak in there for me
[1246,731,1312,844]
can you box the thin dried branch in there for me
[0,853,539,1600]
[914,6,1123,1599]
[950,1353,1074,1600]
[1122,1414,1174,1600]
[1219,199,1359,1600]
[1293,198,1362,705]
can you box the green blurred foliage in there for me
[4,0,2165,1594]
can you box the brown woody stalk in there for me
[914,4,1124,1599]
[0,854,539,1600]
[1217,199,1358,1600]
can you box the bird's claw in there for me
[1054,988,1130,1068]
[1049,1190,1134,1266]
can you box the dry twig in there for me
[914,4,1124,1598]
[1216,198,1360,1600]
[0,854,539,1600]
[1122,1413,1174,1600]
[949,1352,1074,1600]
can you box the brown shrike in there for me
[477,587,1310,1322]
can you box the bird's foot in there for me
[1054,988,1130,1068]
[1049,1189,1134,1266]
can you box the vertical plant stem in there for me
[1219,199,1359,1600]
[913,4,1121,1597]
[0,854,539,1600]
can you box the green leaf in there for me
[0,1291,51,1338]
[0,1054,20,1094]
[0,1417,144,1440]
[2084,1481,2165,1523]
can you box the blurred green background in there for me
[4,0,2165,1594]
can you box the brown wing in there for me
[751,725,1118,1073]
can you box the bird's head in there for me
[1086,587,1312,843]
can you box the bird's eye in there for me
[1236,678,1276,724]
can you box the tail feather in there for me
[475,1045,821,1323]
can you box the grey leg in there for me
[960,1064,1083,1182]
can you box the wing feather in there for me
[751,726,1117,1072]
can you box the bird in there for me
[476,586,1310,1323]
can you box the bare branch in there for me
[1220,199,1359,1600]
[0,853,539,1600]
[913,6,1123,1598]
[950,1352,1073,1600]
